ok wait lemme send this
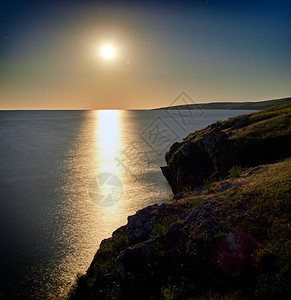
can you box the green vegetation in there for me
[203,176,216,189]
[193,197,203,208]
[154,223,166,237]
[228,165,242,178]
[161,285,179,300]
[183,185,193,192]
[154,215,177,237]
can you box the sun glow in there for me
[101,45,115,59]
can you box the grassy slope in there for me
[163,104,291,194]
[69,158,291,299]
[174,159,291,299]
[155,97,291,110]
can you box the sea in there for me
[0,109,256,299]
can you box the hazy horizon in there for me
[0,95,290,111]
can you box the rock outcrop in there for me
[161,104,291,194]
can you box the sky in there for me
[0,0,290,109]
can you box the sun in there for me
[101,45,115,59]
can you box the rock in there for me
[141,239,156,256]
[185,210,199,223]
[160,166,174,193]
[127,204,159,243]
[173,191,188,200]
[158,203,167,213]
[119,238,158,280]
[160,106,290,194]
[181,141,192,157]
[197,131,226,159]
[218,182,232,192]
[165,142,181,163]
[241,166,263,177]
[118,245,145,279]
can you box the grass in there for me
[154,223,166,237]
[203,176,216,189]
[170,159,290,299]
[228,165,242,178]
[154,215,178,237]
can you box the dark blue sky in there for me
[1,0,291,109]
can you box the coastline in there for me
[68,104,291,299]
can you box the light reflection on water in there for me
[47,110,172,299]
[0,109,256,299]
[96,110,122,171]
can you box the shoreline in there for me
[68,103,291,299]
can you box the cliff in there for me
[161,104,291,194]
[68,104,291,300]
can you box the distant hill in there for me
[154,97,291,110]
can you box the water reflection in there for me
[0,109,254,299]
[90,111,123,207]
[92,110,127,233]
[96,110,122,172]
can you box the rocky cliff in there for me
[68,104,291,300]
[162,104,291,194]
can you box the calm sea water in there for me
[0,109,255,299]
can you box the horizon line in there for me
[0,96,290,111]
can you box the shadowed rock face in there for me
[127,204,159,243]
[161,105,291,194]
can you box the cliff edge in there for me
[68,104,291,300]
[162,104,291,194]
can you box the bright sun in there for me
[101,45,115,59]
